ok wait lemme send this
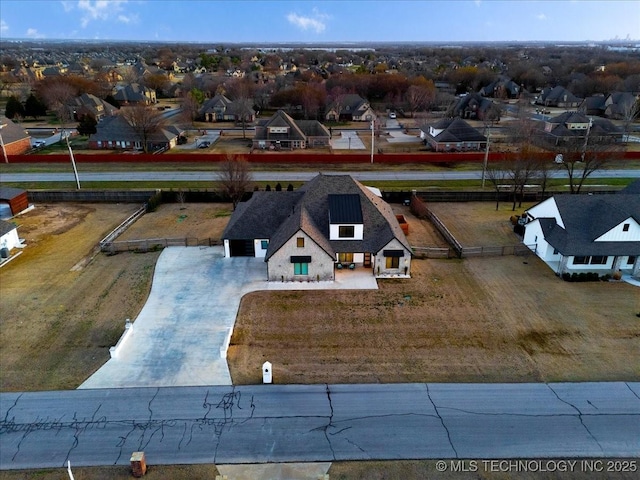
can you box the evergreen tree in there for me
[77,116,97,135]
[24,94,47,120]
[5,96,25,119]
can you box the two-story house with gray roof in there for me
[325,94,375,122]
[522,182,640,278]
[199,94,256,123]
[222,174,412,281]
[113,83,157,106]
[252,110,330,150]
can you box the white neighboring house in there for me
[0,220,20,254]
[522,182,640,278]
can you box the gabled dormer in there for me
[595,217,640,242]
[328,194,364,240]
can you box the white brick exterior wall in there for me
[267,230,334,282]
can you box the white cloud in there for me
[117,13,138,24]
[286,8,328,34]
[26,28,45,39]
[63,0,131,28]
[536,13,547,21]
[474,0,482,7]
[0,20,8,33]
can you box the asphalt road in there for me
[1,169,639,183]
[1,382,638,469]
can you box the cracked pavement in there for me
[1,382,638,469]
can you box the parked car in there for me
[389,112,397,119]
[197,141,210,149]
[31,140,46,148]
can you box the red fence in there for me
[6,150,640,165]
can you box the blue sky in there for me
[0,1,638,43]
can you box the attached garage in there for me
[228,239,255,257]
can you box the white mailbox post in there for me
[262,361,272,384]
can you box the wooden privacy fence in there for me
[412,244,533,259]
[412,246,457,259]
[101,237,222,253]
[460,244,533,258]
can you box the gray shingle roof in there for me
[0,219,16,236]
[223,174,411,261]
[540,194,640,256]
[421,118,487,143]
[0,116,29,144]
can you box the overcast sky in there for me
[1,0,638,44]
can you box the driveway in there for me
[79,247,377,389]
[330,130,366,150]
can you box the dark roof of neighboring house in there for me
[0,219,17,236]
[88,115,180,144]
[0,116,30,144]
[451,93,495,115]
[538,194,640,256]
[68,93,118,117]
[479,76,520,96]
[113,83,154,103]
[542,111,621,137]
[421,117,487,143]
[583,95,607,111]
[254,110,329,141]
[328,94,370,115]
[223,174,411,260]
[199,94,233,115]
[538,86,581,104]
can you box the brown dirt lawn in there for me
[0,202,231,391]
[1,202,638,393]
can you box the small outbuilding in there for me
[0,186,29,218]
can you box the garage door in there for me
[229,239,255,257]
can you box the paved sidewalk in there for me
[79,247,377,389]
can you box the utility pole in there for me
[0,124,8,163]
[370,119,375,163]
[580,117,593,162]
[65,131,81,189]
[481,130,491,188]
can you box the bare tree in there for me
[227,78,255,139]
[120,105,166,153]
[620,97,640,143]
[327,87,348,122]
[551,124,624,194]
[484,162,508,211]
[40,81,75,129]
[405,83,435,118]
[217,154,253,209]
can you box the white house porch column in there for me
[558,255,569,275]
[632,257,640,279]
[612,256,623,272]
